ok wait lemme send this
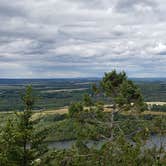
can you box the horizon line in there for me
[0,77,166,79]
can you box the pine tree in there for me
[100,70,146,139]
[0,86,47,166]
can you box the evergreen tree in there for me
[100,70,146,139]
[0,86,47,166]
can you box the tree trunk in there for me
[23,139,27,166]
[110,104,116,140]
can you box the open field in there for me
[30,106,166,121]
[1,102,166,121]
[146,102,166,105]
[41,88,88,93]
[31,108,68,120]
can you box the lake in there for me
[47,135,166,150]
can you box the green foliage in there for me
[92,83,100,96]
[0,73,165,165]
[68,102,83,118]
[151,104,166,112]
[152,116,166,135]
[0,118,20,166]
[95,101,104,112]
[116,80,147,111]
[101,70,127,98]
[0,86,47,166]
[83,94,93,107]
[47,133,166,166]
[100,70,146,112]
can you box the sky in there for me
[0,0,166,78]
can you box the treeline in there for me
[138,82,166,102]
[151,104,166,112]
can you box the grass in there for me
[31,105,166,121]
[1,102,166,121]
[32,107,68,120]
[143,111,166,116]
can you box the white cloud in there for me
[0,0,166,78]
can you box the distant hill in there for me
[131,77,166,82]
[0,78,165,111]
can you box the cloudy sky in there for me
[0,0,166,78]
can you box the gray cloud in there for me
[0,0,165,78]
[115,0,157,12]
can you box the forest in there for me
[0,70,165,165]
[0,77,165,112]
